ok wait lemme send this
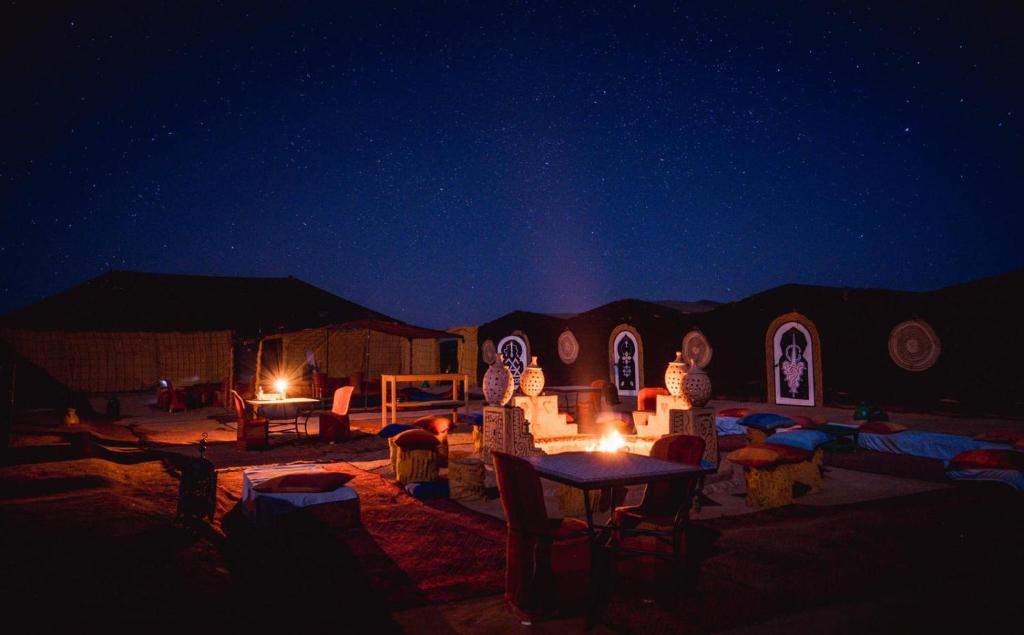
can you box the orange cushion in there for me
[413,415,452,435]
[393,428,441,450]
[727,445,781,468]
[974,430,1024,445]
[762,443,813,463]
[718,408,750,418]
[858,421,908,434]
[254,472,354,493]
[949,449,1024,471]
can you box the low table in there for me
[820,423,859,453]
[242,464,360,527]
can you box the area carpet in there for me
[216,463,507,610]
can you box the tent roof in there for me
[316,319,462,340]
[0,271,396,337]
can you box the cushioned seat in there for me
[727,443,823,508]
[392,429,441,484]
[411,415,453,467]
[492,451,590,624]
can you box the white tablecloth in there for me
[241,464,358,515]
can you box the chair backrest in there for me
[231,390,250,424]
[637,387,669,412]
[640,433,705,515]
[331,386,355,416]
[412,415,452,437]
[491,451,550,534]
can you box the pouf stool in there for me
[378,423,416,474]
[448,454,485,501]
[393,429,441,484]
[558,484,602,517]
[242,464,361,528]
[726,444,822,508]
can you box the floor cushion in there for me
[858,421,908,434]
[764,430,832,452]
[948,449,1024,472]
[739,412,796,431]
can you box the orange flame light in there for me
[588,428,627,453]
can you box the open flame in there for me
[588,428,627,453]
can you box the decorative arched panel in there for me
[497,332,530,390]
[765,312,823,407]
[608,324,644,397]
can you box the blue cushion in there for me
[404,480,449,500]
[764,430,832,451]
[739,412,796,430]
[378,423,416,439]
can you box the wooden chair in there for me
[610,434,705,585]
[492,451,590,624]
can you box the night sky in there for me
[2,2,1021,328]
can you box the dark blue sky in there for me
[2,2,1021,328]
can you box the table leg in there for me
[581,487,607,629]
[381,377,387,428]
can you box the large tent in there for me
[475,270,1024,416]
[0,271,407,409]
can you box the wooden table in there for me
[246,397,320,437]
[380,373,469,428]
[529,451,704,626]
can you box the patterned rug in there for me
[216,463,507,609]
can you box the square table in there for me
[246,397,320,437]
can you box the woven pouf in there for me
[448,455,485,501]
[393,429,440,484]
[558,485,601,517]
[742,465,795,508]
[784,448,824,493]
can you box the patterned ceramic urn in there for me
[483,354,515,406]
[520,356,545,397]
[683,358,712,407]
[664,351,687,397]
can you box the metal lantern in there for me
[175,433,217,523]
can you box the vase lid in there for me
[669,351,685,365]
[527,356,539,368]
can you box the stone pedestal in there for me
[512,395,577,439]
[482,406,538,464]
[635,394,691,439]
[669,407,717,468]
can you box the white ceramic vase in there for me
[520,356,545,397]
[683,359,712,407]
[483,354,515,406]
[664,351,687,398]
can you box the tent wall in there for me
[0,328,232,393]
[273,327,442,393]
[448,326,478,386]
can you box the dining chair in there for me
[231,389,269,450]
[492,451,591,624]
[316,386,354,442]
[610,434,705,584]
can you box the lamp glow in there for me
[274,379,288,397]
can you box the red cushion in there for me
[254,472,354,493]
[393,428,441,450]
[718,407,750,418]
[413,415,452,436]
[547,517,589,540]
[858,421,908,434]
[1014,438,1024,452]
[762,443,813,463]
[974,430,1024,445]
[949,449,1024,471]
[790,415,823,428]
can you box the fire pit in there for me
[533,429,655,456]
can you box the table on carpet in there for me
[380,373,469,427]
[241,464,360,526]
[528,451,705,624]
[246,397,320,436]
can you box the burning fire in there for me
[588,428,627,453]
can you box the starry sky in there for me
[2,2,1021,328]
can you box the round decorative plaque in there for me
[557,330,579,364]
[481,339,496,365]
[681,330,713,369]
[888,320,941,371]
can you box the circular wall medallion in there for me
[557,330,579,364]
[481,339,496,365]
[682,330,713,369]
[888,320,941,371]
